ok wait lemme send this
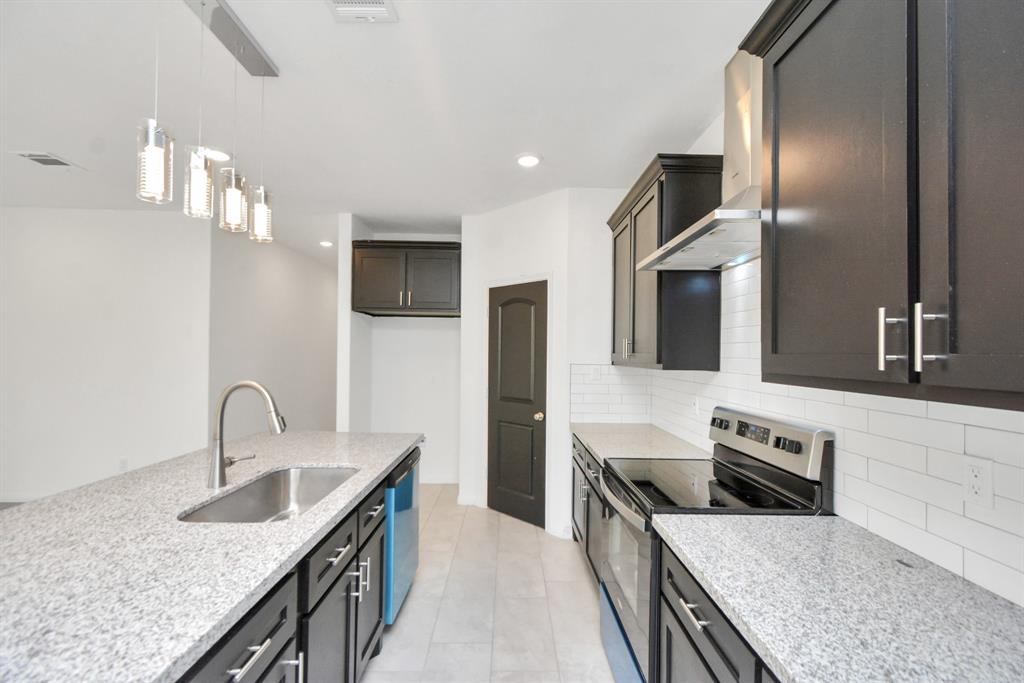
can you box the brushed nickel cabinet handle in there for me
[408,289,412,306]
[913,302,948,372]
[679,599,711,632]
[347,567,364,603]
[280,652,304,682]
[361,557,371,593]
[877,307,905,371]
[399,290,403,306]
[367,504,384,518]
[326,543,351,566]
[226,637,273,681]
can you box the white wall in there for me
[209,229,337,442]
[0,207,210,500]
[683,112,724,156]
[460,188,624,536]
[336,213,374,431]
[370,317,461,483]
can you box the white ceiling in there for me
[0,0,768,263]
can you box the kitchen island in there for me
[0,430,422,683]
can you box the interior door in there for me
[612,217,632,364]
[630,181,660,366]
[353,248,407,310]
[355,522,385,681]
[487,280,548,527]
[761,0,911,384]
[406,250,460,311]
[917,0,1024,393]
[302,560,358,683]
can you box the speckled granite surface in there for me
[572,423,709,463]
[653,514,1024,683]
[0,431,422,683]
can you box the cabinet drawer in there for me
[572,436,586,468]
[255,637,300,683]
[186,573,298,683]
[585,452,602,486]
[661,544,757,683]
[301,512,358,612]
[358,483,387,547]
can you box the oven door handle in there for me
[600,469,649,532]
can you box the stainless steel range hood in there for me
[637,51,763,271]
[635,185,761,270]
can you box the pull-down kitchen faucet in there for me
[209,380,286,489]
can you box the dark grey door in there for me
[631,181,660,366]
[658,599,715,683]
[355,522,385,681]
[302,560,358,683]
[917,0,1024,393]
[488,280,547,527]
[584,473,603,577]
[406,250,460,311]
[761,0,911,384]
[612,217,632,364]
[353,248,406,310]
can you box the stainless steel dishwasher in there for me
[384,448,420,625]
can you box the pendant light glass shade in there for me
[219,168,248,232]
[183,147,213,218]
[136,118,174,204]
[248,186,273,243]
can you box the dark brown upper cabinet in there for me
[352,241,460,317]
[609,154,724,370]
[753,0,1024,408]
[917,0,1024,395]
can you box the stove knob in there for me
[786,440,803,455]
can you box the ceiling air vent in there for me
[326,0,398,23]
[12,151,76,167]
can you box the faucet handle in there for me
[226,453,256,467]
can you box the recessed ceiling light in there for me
[516,154,541,168]
[319,241,334,248]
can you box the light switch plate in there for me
[963,455,994,508]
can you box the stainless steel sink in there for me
[180,467,359,523]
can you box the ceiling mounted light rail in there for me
[181,0,279,77]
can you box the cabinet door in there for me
[302,561,358,683]
[355,521,386,681]
[658,598,716,683]
[353,248,406,311]
[762,0,910,384]
[571,459,586,542]
[612,216,632,363]
[584,473,603,578]
[917,0,1024,393]
[406,250,460,311]
[256,637,301,683]
[631,182,660,366]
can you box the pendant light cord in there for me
[259,77,265,185]
[197,0,206,147]
[153,4,160,120]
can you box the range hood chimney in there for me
[637,51,763,271]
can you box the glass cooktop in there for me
[605,457,808,513]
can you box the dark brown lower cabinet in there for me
[302,558,359,683]
[658,598,715,683]
[355,521,386,681]
[257,637,301,683]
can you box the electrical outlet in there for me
[963,456,994,508]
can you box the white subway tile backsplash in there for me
[964,426,1024,468]
[845,476,927,528]
[928,504,1024,571]
[868,460,964,513]
[571,257,1024,606]
[844,430,927,472]
[964,551,1024,606]
[868,411,966,452]
[867,508,964,574]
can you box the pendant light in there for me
[219,46,247,232]
[184,1,213,219]
[136,6,173,204]
[248,77,273,243]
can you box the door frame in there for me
[485,275,552,529]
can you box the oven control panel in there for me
[735,420,771,445]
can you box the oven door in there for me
[600,468,651,682]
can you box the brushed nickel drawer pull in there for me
[347,566,364,603]
[361,557,372,593]
[280,652,304,681]
[367,504,384,519]
[678,599,711,632]
[326,543,352,566]
[226,636,273,681]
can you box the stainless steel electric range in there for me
[597,406,835,683]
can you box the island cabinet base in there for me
[180,483,393,683]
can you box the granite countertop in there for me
[571,423,709,463]
[653,514,1024,683]
[0,431,423,683]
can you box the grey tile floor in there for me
[363,484,614,683]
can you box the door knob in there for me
[533,411,545,422]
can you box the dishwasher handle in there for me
[388,448,421,487]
